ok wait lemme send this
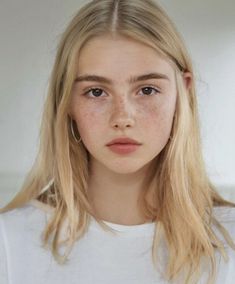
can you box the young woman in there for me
[1,0,235,283]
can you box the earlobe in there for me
[183,71,192,91]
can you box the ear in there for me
[182,71,192,91]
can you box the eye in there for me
[83,86,160,98]
[139,86,160,96]
[84,88,105,98]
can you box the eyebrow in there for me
[74,72,170,84]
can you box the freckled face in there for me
[69,35,177,174]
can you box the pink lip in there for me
[107,143,141,154]
[106,137,141,146]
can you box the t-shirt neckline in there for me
[89,215,156,236]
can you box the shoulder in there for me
[0,201,55,283]
[0,200,52,241]
[0,201,49,283]
[0,198,53,220]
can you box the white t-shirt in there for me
[0,199,235,284]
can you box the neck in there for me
[87,158,154,225]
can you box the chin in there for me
[105,160,151,175]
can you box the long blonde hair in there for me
[1,1,235,283]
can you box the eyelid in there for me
[140,84,161,92]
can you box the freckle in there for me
[146,104,159,115]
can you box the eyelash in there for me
[83,86,160,98]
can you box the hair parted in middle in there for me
[1,1,235,284]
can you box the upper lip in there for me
[106,137,141,146]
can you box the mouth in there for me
[107,143,141,154]
[106,137,141,146]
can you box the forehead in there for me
[77,35,175,83]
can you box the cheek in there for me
[72,103,106,139]
[140,99,175,135]
[77,111,96,132]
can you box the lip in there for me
[106,137,141,146]
[107,144,141,154]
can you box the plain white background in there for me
[0,0,234,206]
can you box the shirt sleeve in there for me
[0,214,9,284]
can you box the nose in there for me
[109,96,135,130]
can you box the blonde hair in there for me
[1,1,235,283]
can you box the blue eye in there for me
[84,86,160,98]
[84,88,104,97]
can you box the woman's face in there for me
[69,34,177,174]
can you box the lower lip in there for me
[107,143,141,154]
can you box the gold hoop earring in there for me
[70,118,82,143]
